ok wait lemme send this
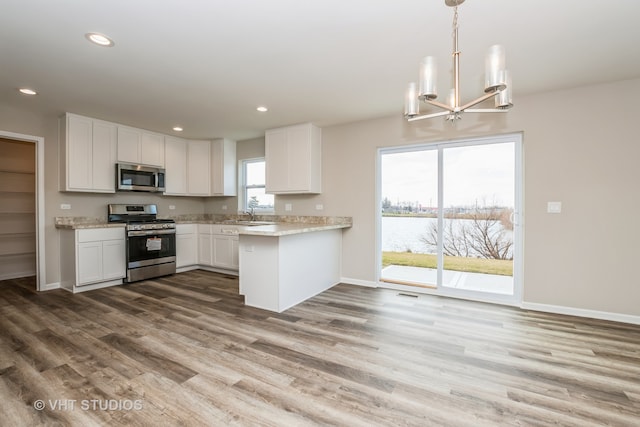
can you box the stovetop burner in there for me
[107,203,175,229]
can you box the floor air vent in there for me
[397,292,419,298]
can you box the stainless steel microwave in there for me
[116,163,165,192]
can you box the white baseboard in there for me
[340,277,378,288]
[340,278,640,326]
[41,282,60,291]
[521,302,640,326]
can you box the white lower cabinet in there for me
[60,227,126,293]
[176,224,198,268]
[195,224,239,271]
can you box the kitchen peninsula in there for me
[237,219,351,313]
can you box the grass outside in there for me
[382,251,513,276]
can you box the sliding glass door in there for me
[379,134,522,303]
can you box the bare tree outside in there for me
[420,207,513,260]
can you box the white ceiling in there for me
[2,0,640,141]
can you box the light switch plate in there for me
[60,204,71,210]
[547,201,562,213]
[315,204,324,211]
[285,203,292,211]
[169,205,176,210]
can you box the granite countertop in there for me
[54,217,125,230]
[55,215,352,234]
[235,222,350,237]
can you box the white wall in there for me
[318,78,640,318]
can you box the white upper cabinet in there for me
[265,123,321,194]
[210,138,236,196]
[165,138,209,196]
[59,113,117,193]
[117,125,165,167]
[188,140,211,196]
[164,136,188,195]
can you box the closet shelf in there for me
[0,232,36,238]
[0,169,35,175]
[0,251,36,258]
[0,190,35,195]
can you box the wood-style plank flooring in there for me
[1,270,640,426]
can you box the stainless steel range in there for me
[108,204,176,283]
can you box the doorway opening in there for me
[378,133,522,305]
[0,131,45,290]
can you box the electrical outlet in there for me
[315,204,324,211]
[285,203,292,212]
[222,205,228,210]
[547,201,562,213]
[169,205,176,210]
[60,204,71,210]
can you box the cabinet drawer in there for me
[78,227,124,243]
[176,224,196,234]
[197,224,212,234]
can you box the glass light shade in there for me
[418,56,438,100]
[404,82,419,117]
[484,45,506,92]
[495,70,513,109]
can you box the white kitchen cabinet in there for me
[60,227,126,293]
[210,138,236,196]
[196,224,239,271]
[59,113,117,193]
[265,123,321,194]
[188,140,211,196]
[176,224,197,268]
[213,234,239,270]
[164,136,188,195]
[197,227,213,266]
[117,125,165,167]
[164,138,211,196]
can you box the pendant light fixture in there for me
[404,0,513,122]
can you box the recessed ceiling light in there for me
[85,32,115,47]
[256,106,268,112]
[19,88,37,96]
[173,126,183,132]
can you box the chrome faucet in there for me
[243,207,255,221]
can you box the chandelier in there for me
[404,0,513,122]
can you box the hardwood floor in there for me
[1,271,640,426]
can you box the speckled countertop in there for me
[54,215,352,236]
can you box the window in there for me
[241,158,274,213]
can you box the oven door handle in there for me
[128,229,176,237]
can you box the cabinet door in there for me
[265,129,289,192]
[187,140,210,196]
[67,115,93,190]
[117,126,141,164]
[92,120,117,192]
[197,234,212,266]
[176,233,197,268]
[212,234,233,269]
[141,132,165,167]
[287,125,312,191]
[210,138,236,196]
[230,237,239,270]
[77,241,103,285]
[102,239,126,280]
[164,137,188,195]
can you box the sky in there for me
[381,142,515,208]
